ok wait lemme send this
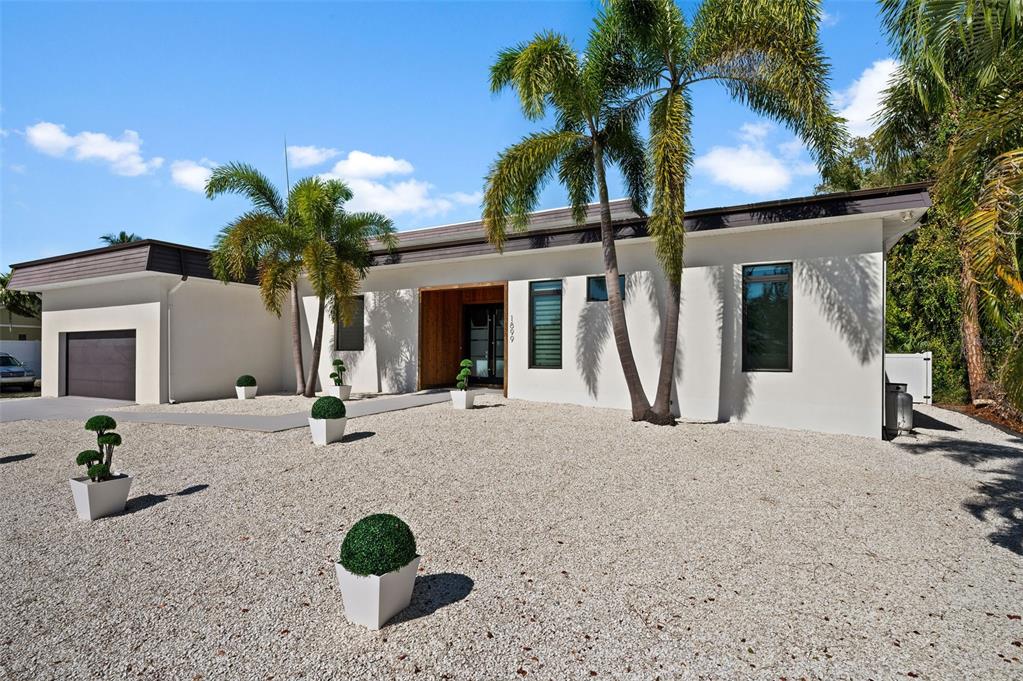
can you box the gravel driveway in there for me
[1,398,1020,679]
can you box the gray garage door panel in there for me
[66,330,136,400]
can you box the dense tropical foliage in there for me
[0,270,40,319]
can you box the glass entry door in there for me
[463,303,504,385]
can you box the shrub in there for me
[78,415,121,482]
[455,358,472,391]
[311,396,346,420]
[329,358,347,386]
[236,374,257,387]
[338,513,417,576]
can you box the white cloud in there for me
[834,59,899,137]
[319,150,476,218]
[287,145,339,169]
[8,163,27,174]
[821,10,839,27]
[326,150,414,179]
[170,158,215,193]
[694,121,818,195]
[24,121,163,176]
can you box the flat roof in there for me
[9,183,931,289]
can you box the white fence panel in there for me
[0,340,42,377]
[885,352,932,404]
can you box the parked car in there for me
[0,352,36,391]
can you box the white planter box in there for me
[69,473,134,521]
[236,385,257,400]
[326,385,352,400]
[451,390,479,409]
[309,417,347,446]
[336,556,420,629]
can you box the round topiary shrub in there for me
[311,396,346,420]
[236,374,257,387]
[339,513,417,576]
[85,415,117,433]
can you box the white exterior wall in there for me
[167,278,287,401]
[319,215,887,438]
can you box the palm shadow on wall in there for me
[712,264,754,421]
[898,435,1023,555]
[799,255,882,364]
[366,290,416,393]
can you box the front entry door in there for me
[463,304,504,385]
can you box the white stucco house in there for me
[8,183,930,438]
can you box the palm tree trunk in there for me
[960,249,991,404]
[593,142,651,420]
[290,283,306,395]
[648,275,681,424]
[303,294,326,398]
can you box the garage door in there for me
[66,330,136,400]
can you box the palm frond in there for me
[962,148,1023,299]
[492,31,581,121]
[210,211,288,283]
[647,88,693,282]
[205,162,286,219]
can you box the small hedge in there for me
[311,396,346,420]
[236,375,257,387]
[339,514,417,576]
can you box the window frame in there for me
[585,274,626,302]
[334,295,366,352]
[741,262,793,373]
[528,279,563,370]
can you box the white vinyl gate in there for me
[885,352,933,404]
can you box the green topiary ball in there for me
[311,396,346,420]
[85,415,117,432]
[339,513,417,576]
[236,374,257,387]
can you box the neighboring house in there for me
[7,183,930,438]
[1,307,41,341]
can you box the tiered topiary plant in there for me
[455,359,472,391]
[235,374,257,388]
[312,395,347,420]
[339,513,418,576]
[330,359,347,386]
[76,415,122,482]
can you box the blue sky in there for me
[1,1,896,267]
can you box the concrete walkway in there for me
[1,389,498,432]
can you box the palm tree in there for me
[207,164,396,398]
[100,231,143,245]
[288,176,396,397]
[875,0,1023,407]
[483,20,654,421]
[608,0,845,421]
[0,270,41,319]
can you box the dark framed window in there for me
[529,280,562,368]
[335,295,365,352]
[742,263,792,372]
[586,274,626,302]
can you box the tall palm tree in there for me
[609,0,845,421]
[100,231,143,245]
[207,164,396,398]
[875,0,1023,407]
[288,176,396,397]
[483,20,654,421]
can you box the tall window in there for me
[529,280,562,368]
[586,274,626,302]
[742,263,792,372]
[335,295,365,352]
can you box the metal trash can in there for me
[885,382,914,437]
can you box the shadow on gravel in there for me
[124,484,210,515]
[342,431,375,443]
[471,404,505,410]
[913,410,961,432]
[898,436,1023,556]
[0,452,34,464]
[389,573,474,626]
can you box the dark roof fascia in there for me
[8,238,211,270]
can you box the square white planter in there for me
[309,417,347,446]
[336,556,420,629]
[451,390,478,409]
[236,385,257,400]
[326,385,352,400]
[69,473,134,521]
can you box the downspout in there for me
[166,276,188,403]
